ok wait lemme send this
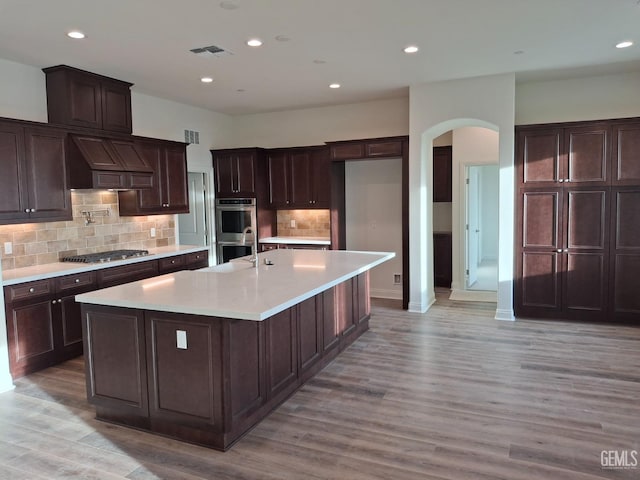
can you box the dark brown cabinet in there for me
[433,146,452,202]
[81,271,371,451]
[118,139,189,215]
[267,146,330,208]
[0,122,71,224]
[4,272,97,378]
[212,148,259,197]
[43,65,133,134]
[434,233,452,288]
[516,118,640,323]
[516,123,610,187]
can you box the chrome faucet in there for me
[241,226,259,267]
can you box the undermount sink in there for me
[198,262,254,274]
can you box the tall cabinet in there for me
[515,118,640,322]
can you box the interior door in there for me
[466,167,480,287]
[178,172,208,246]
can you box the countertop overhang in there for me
[76,249,394,321]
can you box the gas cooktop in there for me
[61,249,149,263]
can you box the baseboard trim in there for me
[449,289,497,303]
[495,308,516,321]
[370,288,402,300]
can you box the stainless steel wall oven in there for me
[214,198,256,263]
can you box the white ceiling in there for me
[0,0,639,115]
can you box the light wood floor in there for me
[1,292,639,479]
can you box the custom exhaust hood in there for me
[67,134,154,190]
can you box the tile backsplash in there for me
[0,191,175,271]
[276,209,330,237]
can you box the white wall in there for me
[409,74,515,320]
[515,71,640,125]
[230,97,409,147]
[451,128,499,293]
[345,159,403,300]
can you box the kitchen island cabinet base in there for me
[82,273,370,451]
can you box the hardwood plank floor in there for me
[1,292,639,479]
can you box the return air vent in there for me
[184,129,200,144]
[190,45,234,57]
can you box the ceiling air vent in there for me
[190,45,234,57]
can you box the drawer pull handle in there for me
[29,287,35,293]
[75,278,81,283]
[52,300,57,304]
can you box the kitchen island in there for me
[76,249,394,450]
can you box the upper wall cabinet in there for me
[118,138,189,215]
[516,123,611,187]
[611,120,640,185]
[212,148,262,197]
[0,120,71,224]
[267,146,330,209]
[329,138,403,161]
[43,65,133,134]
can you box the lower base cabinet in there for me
[82,273,370,451]
[4,250,209,379]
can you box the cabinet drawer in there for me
[366,141,402,157]
[185,251,208,268]
[158,255,186,273]
[98,260,159,288]
[55,271,97,293]
[4,279,53,303]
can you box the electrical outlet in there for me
[176,330,187,349]
[393,274,401,284]
[4,242,12,255]
[290,219,296,228]
[150,227,156,238]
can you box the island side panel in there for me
[82,305,150,427]
[145,312,223,432]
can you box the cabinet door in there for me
[164,145,189,213]
[609,188,640,322]
[0,123,28,221]
[516,128,563,186]
[297,296,321,374]
[516,190,564,317]
[57,295,85,361]
[433,233,452,288]
[563,189,609,319]
[611,122,640,186]
[136,142,164,210]
[23,127,71,221]
[67,72,103,129]
[235,152,256,196]
[433,146,452,202]
[6,299,56,378]
[312,148,331,208]
[290,151,313,206]
[268,151,290,207]
[101,80,132,133]
[321,288,339,353]
[265,308,297,398]
[564,125,609,185]
[213,154,236,196]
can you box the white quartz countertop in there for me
[76,249,394,321]
[1,245,209,286]
[260,236,331,245]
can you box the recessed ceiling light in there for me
[247,38,263,47]
[201,77,214,83]
[616,40,634,49]
[403,45,419,54]
[329,83,341,89]
[219,1,238,10]
[67,31,85,39]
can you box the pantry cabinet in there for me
[515,118,640,323]
[0,121,71,224]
